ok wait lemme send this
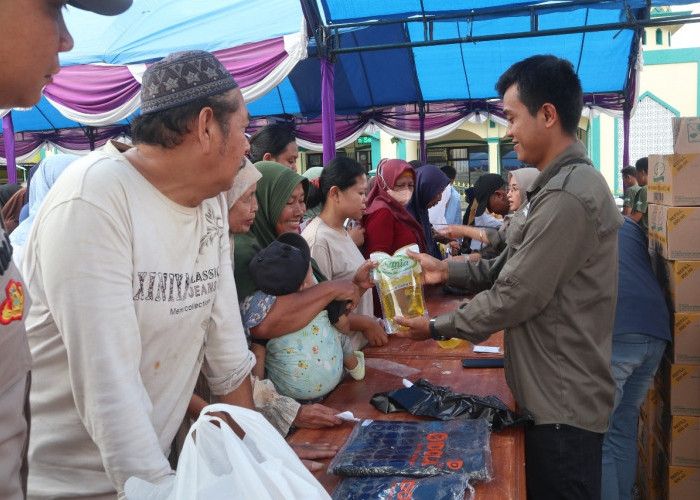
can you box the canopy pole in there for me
[419,102,426,162]
[87,126,96,151]
[2,113,17,184]
[622,39,638,169]
[321,58,336,165]
[623,104,630,168]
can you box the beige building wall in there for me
[404,140,419,162]
[640,61,698,116]
[589,19,699,196]
[379,131,394,160]
[594,114,617,192]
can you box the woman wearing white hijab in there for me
[225,158,262,253]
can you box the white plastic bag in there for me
[125,403,330,500]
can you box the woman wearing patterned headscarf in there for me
[362,159,427,257]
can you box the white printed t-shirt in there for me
[22,144,254,498]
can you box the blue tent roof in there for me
[251,0,698,119]
[61,0,304,66]
[9,96,133,133]
[311,0,691,24]
[4,0,700,141]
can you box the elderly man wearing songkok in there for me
[22,50,255,499]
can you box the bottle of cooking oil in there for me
[371,245,427,333]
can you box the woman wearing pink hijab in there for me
[362,159,427,257]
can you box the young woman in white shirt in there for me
[302,157,389,348]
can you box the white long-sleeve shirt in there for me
[23,144,254,498]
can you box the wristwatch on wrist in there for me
[429,317,448,341]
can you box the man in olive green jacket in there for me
[396,55,623,500]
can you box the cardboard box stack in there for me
[638,117,700,499]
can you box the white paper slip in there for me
[336,411,360,422]
[473,346,501,354]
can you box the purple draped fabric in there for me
[321,58,336,164]
[3,91,626,161]
[2,115,16,183]
[623,106,630,168]
[1,37,290,166]
[216,37,288,88]
[45,65,141,113]
[251,101,505,145]
[42,38,289,114]
[0,126,130,158]
[419,111,426,162]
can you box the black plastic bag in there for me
[370,378,532,431]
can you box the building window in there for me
[499,142,528,180]
[306,150,348,170]
[465,147,489,186]
[642,30,647,45]
[307,153,323,169]
[656,28,663,45]
[355,150,371,173]
[577,127,588,147]
[426,145,489,186]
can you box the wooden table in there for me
[363,285,504,360]
[362,332,504,361]
[287,285,525,499]
[287,359,525,499]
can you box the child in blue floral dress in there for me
[245,232,365,401]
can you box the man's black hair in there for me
[440,165,457,181]
[620,166,637,178]
[635,157,648,174]
[495,54,583,136]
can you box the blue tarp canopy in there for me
[310,0,690,23]
[10,97,132,132]
[3,1,700,149]
[60,0,303,66]
[252,7,635,118]
[263,0,700,117]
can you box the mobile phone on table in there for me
[461,358,504,369]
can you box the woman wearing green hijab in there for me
[233,161,373,341]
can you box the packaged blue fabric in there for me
[328,419,491,481]
[331,474,474,500]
